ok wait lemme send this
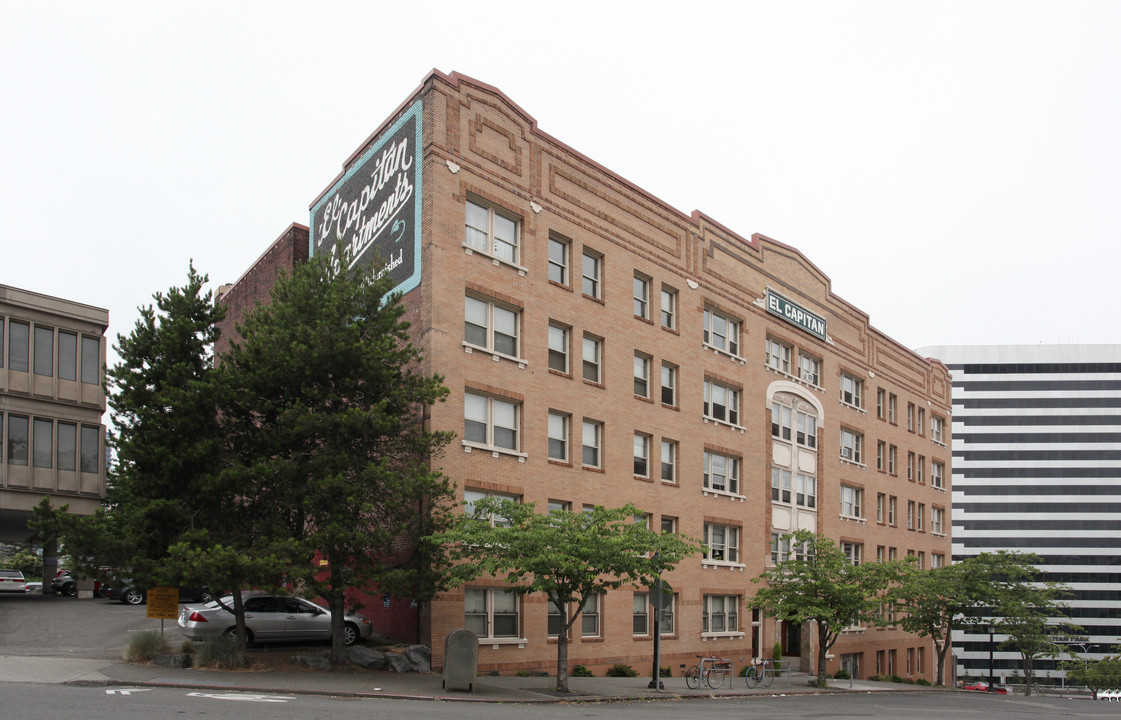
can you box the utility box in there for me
[442,628,479,692]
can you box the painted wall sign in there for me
[310,99,423,294]
[766,289,827,340]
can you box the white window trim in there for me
[839,373,866,412]
[702,523,744,569]
[704,451,746,500]
[464,199,528,275]
[703,308,746,364]
[462,392,528,461]
[462,294,527,367]
[703,379,746,432]
[465,587,528,647]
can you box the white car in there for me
[0,569,25,593]
[178,592,373,646]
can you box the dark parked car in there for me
[104,584,213,606]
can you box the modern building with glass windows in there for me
[918,344,1121,683]
[221,70,953,679]
[0,284,108,583]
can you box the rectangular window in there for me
[907,452,915,480]
[57,422,76,472]
[772,402,792,441]
[633,593,649,635]
[907,501,916,530]
[840,485,863,518]
[765,337,792,373]
[34,326,54,376]
[660,593,675,635]
[840,428,863,463]
[704,523,739,563]
[547,499,571,515]
[660,362,677,406]
[81,336,99,385]
[917,455,926,484]
[888,393,897,424]
[465,588,519,639]
[918,408,926,436]
[633,353,650,398]
[931,506,945,535]
[917,503,925,531]
[888,496,897,526]
[840,372,862,408]
[931,460,944,489]
[465,199,519,263]
[703,308,740,356]
[705,451,740,494]
[796,409,817,448]
[876,388,885,420]
[660,286,677,329]
[582,334,602,383]
[888,445,897,475]
[32,418,52,468]
[80,425,99,473]
[633,274,650,319]
[58,331,77,381]
[799,354,821,386]
[876,440,885,471]
[464,392,519,451]
[842,541,863,566]
[9,321,29,372]
[771,532,792,564]
[547,597,565,638]
[582,419,602,468]
[548,235,569,285]
[633,433,650,477]
[796,473,816,509]
[464,295,519,357]
[771,467,791,503]
[464,490,520,527]
[548,323,569,373]
[581,250,602,299]
[931,415,945,443]
[581,594,601,637]
[876,493,886,523]
[907,402,916,432]
[660,439,676,483]
[932,553,945,569]
[7,415,29,466]
[548,411,569,462]
[703,379,740,426]
[0,317,4,368]
[702,594,739,634]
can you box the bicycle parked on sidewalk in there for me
[744,657,775,688]
[685,655,734,689]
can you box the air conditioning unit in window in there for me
[841,447,853,460]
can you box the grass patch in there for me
[124,630,168,664]
[194,636,248,670]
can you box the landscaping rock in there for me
[384,651,413,673]
[403,644,431,673]
[347,646,387,670]
[293,651,333,671]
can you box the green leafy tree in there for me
[218,247,455,666]
[892,551,1041,686]
[436,500,700,692]
[750,530,903,684]
[996,581,1079,696]
[1066,653,1121,699]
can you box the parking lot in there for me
[0,591,164,659]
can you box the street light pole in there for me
[987,623,996,692]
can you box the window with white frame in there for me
[841,541,863,566]
[582,419,602,468]
[931,460,944,489]
[876,388,885,419]
[917,503,925,531]
[888,393,897,424]
[633,593,649,635]
[799,353,821,386]
[765,337,792,374]
[703,308,740,356]
[877,493,885,523]
[918,407,926,436]
[660,439,676,483]
[771,401,792,441]
[463,490,520,527]
[465,199,519,264]
[633,274,650,319]
[702,594,739,634]
[876,441,885,471]
[796,409,818,449]
[634,353,650,398]
[888,444,897,475]
[465,587,519,639]
[582,249,602,299]
[660,286,677,330]
[840,428,863,463]
[907,402,915,432]
[796,473,816,509]
[916,455,925,483]
[704,379,740,426]
[582,334,602,383]
[907,501,915,529]
[464,392,519,451]
[704,523,740,563]
[548,235,569,285]
[547,499,571,515]
[581,594,601,637]
[548,411,569,462]
[931,506,944,535]
[840,372,863,408]
[888,496,897,526]
[907,451,915,480]
[931,553,945,569]
[661,362,677,406]
[548,323,569,373]
[771,467,791,504]
[840,485,863,519]
[771,532,792,564]
[464,295,519,358]
[633,433,650,477]
[547,597,566,637]
[704,450,740,494]
[931,414,945,443]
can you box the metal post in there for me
[648,610,663,689]
[988,624,996,692]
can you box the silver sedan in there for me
[178,592,373,646]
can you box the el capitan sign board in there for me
[766,289,827,340]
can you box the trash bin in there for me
[442,628,479,692]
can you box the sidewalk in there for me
[0,653,936,703]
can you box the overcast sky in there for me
[5,1,1119,362]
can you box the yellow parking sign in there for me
[146,587,179,620]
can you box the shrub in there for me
[660,665,672,678]
[571,664,595,677]
[773,641,783,676]
[606,663,638,677]
[124,630,168,664]
[915,677,932,686]
[834,668,851,680]
[194,636,247,670]
[487,669,501,676]
[178,639,194,654]
[515,669,533,677]
[808,676,829,688]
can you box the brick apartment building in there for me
[218,70,953,680]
